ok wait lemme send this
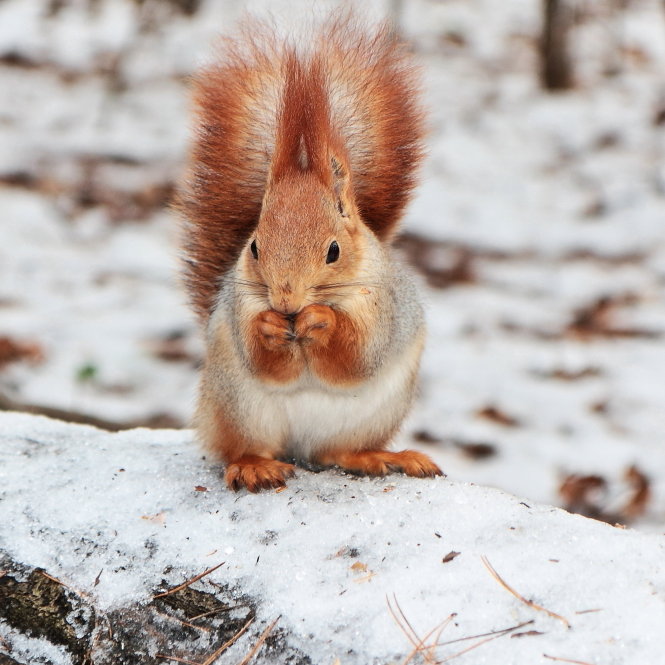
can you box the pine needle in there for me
[436,620,534,648]
[201,617,254,665]
[154,609,211,633]
[401,613,457,665]
[388,593,532,665]
[38,570,87,598]
[154,562,225,599]
[481,556,571,628]
[188,605,244,622]
[544,655,594,665]
[236,616,280,665]
[156,655,202,665]
[386,594,424,652]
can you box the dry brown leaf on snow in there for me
[442,551,460,564]
[622,465,650,519]
[0,336,45,368]
[476,405,520,427]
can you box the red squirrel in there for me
[177,14,443,492]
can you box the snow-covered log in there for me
[1,412,663,664]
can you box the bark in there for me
[0,554,309,665]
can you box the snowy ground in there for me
[1,0,665,533]
[2,412,665,664]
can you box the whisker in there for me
[312,281,382,292]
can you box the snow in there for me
[1,412,665,664]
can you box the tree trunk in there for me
[540,0,573,90]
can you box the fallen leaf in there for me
[442,551,460,563]
[476,405,520,427]
[412,430,442,444]
[194,485,208,492]
[350,561,368,573]
[0,336,44,368]
[622,465,650,518]
[457,441,497,459]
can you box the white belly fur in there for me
[236,337,422,459]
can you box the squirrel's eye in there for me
[326,240,340,264]
[250,239,258,259]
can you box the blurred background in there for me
[1,0,664,529]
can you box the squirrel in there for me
[176,13,443,492]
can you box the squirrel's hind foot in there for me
[319,449,444,478]
[225,455,296,492]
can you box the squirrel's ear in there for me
[331,155,351,217]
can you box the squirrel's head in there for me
[242,157,367,315]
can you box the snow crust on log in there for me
[1,412,664,664]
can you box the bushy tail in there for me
[176,13,425,324]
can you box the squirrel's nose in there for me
[270,287,302,316]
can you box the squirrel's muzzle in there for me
[270,284,304,316]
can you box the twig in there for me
[544,653,593,665]
[201,617,254,665]
[156,655,203,665]
[481,556,571,628]
[154,562,225,599]
[236,616,280,665]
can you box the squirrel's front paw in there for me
[295,304,336,345]
[256,310,295,349]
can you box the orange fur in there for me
[299,306,367,385]
[176,14,425,325]
[196,390,258,463]
[317,449,443,478]
[248,310,304,383]
[225,455,296,492]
